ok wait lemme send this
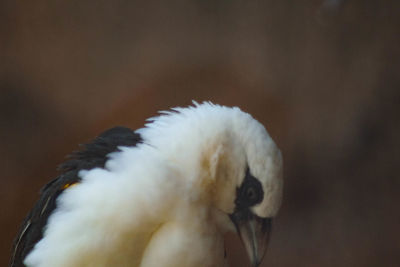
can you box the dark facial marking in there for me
[235,168,264,209]
[229,168,271,266]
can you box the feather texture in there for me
[10,127,141,267]
[12,103,283,267]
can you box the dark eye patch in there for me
[235,168,264,208]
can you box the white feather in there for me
[24,102,282,267]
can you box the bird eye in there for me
[245,186,258,202]
[235,168,264,208]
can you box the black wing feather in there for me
[10,126,142,267]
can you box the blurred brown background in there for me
[1,1,399,266]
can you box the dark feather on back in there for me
[10,126,142,267]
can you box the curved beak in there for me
[230,211,272,267]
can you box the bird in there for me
[10,102,283,267]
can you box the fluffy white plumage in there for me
[24,102,283,267]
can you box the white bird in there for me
[10,102,283,267]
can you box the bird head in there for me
[137,102,283,267]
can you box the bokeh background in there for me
[1,1,399,266]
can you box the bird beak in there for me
[230,211,272,267]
